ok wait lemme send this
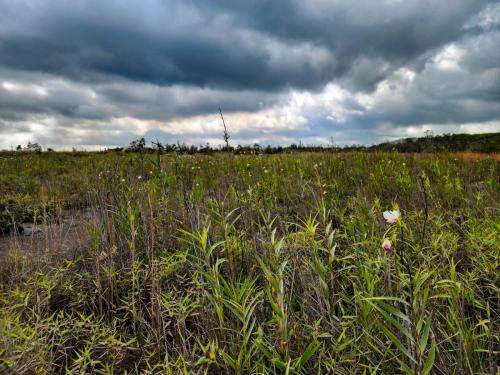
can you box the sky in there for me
[0,0,499,150]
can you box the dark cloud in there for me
[1,0,493,91]
[0,1,335,91]
[0,0,499,149]
[0,68,280,125]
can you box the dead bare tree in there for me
[219,106,231,150]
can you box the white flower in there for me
[383,210,400,224]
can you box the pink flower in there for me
[382,239,391,252]
[383,210,400,224]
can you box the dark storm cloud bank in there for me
[196,0,495,90]
[0,0,494,91]
[0,0,499,148]
[0,0,333,91]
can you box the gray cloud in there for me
[1,0,493,91]
[0,0,336,91]
[0,0,499,149]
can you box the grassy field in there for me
[0,150,498,374]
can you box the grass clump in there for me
[0,151,498,374]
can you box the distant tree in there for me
[199,143,213,154]
[26,141,42,153]
[128,137,146,152]
[164,143,177,153]
[151,140,165,153]
[329,136,336,150]
[219,107,231,150]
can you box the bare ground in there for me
[0,209,90,258]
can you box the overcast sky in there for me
[0,0,499,149]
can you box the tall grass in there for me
[0,151,498,374]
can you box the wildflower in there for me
[208,350,216,361]
[383,210,400,224]
[137,175,142,180]
[382,238,391,252]
[121,178,125,183]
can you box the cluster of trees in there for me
[370,132,500,153]
[10,133,499,154]
[14,142,46,153]
[116,138,205,154]
[115,138,347,155]
[120,133,500,155]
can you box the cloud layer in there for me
[0,0,499,149]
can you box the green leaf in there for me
[294,340,318,371]
[336,339,354,352]
[221,350,236,369]
[376,300,411,323]
[422,338,436,375]
[365,296,408,305]
[396,357,415,375]
[367,300,413,342]
[375,321,417,365]
[418,316,432,356]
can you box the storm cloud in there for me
[0,0,499,149]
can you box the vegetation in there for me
[0,149,498,374]
[370,132,500,153]
[5,132,499,155]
